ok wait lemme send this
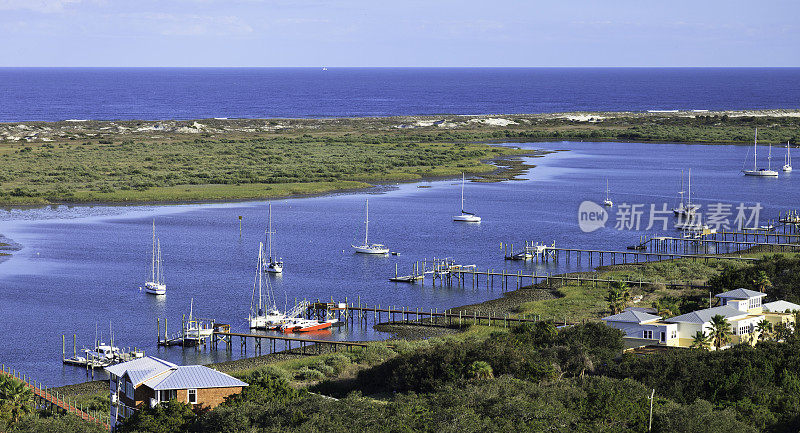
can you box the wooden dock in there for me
[211,331,372,356]
[1,364,109,429]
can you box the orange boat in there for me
[280,318,335,333]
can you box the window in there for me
[159,390,177,402]
[643,330,653,339]
[670,330,677,339]
[188,389,197,404]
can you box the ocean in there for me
[0,67,798,122]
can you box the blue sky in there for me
[0,0,797,67]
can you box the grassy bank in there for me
[1,110,798,205]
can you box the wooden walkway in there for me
[210,331,372,356]
[0,365,109,430]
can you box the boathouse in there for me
[105,356,247,427]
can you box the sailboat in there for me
[352,199,389,254]
[783,141,792,172]
[262,203,283,273]
[249,243,286,329]
[143,219,166,295]
[453,173,481,222]
[743,129,779,177]
[672,169,699,218]
[183,299,214,344]
[602,178,613,207]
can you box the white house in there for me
[603,288,796,349]
[601,309,679,346]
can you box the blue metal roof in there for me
[144,365,248,390]
[105,356,177,385]
[716,288,766,300]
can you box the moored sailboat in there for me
[453,173,481,222]
[352,199,389,254]
[672,169,699,218]
[783,141,792,172]
[249,243,286,329]
[143,219,166,295]
[263,203,283,273]
[602,178,613,207]
[743,129,779,177]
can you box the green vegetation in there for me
[0,135,525,204]
[99,320,800,433]
[1,111,798,205]
[709,254,800,303]
[516,253,800,323]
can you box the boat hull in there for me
[352,245,389,254]
[453,214,481,222]
[295,321,333,332]
[743,170,779,177]
[264,262,283,273]
[144,282,166,295]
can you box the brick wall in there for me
[186,387,244,409]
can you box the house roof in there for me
[666,305,750,324]
[762,300,800,313]
[716,288,766,300]
[143,365,248,391]
[602,310,662,324]
[105,356,177,385]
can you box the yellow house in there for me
[603,288,798,349]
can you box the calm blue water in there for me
[0,68,798,122]
[1,141,799,386]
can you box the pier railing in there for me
[0,364,110,430]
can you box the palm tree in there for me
[756,318,773,342]
[708,314,732,350]
[605,282,632,314]
[753,270,772,293]
[0,376,33,423]
[690,330,711,350]
[652,298,677,317]
[467,361,494,380]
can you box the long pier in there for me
[210,331,372,356]
[0,364,109,429]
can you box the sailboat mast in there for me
[364,199,369,246]
[605,178,609,201]
[461,173,465,213]
[151,219,155,282]
[258,243,263,313]
[678,170,685,208]
[156,239,162,284]
[268,203,273,259]
[687,169,692,208]
[768,142,772,171]
[754,128,758,171]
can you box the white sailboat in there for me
[249,243,286,329]
[743,128,779,177]
[602,178,613,207]
[453,173,481,222]
[353,199,389,254]
[183,299,214,342]
[783,141,792,172]
[143,219,166,295]
[262,203,283,273]
[672,169,699,218]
